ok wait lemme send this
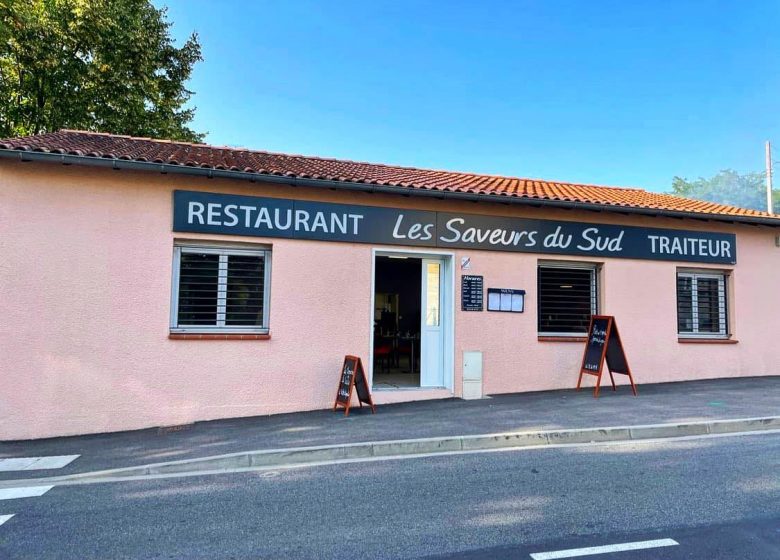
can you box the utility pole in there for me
[766,141,774,214]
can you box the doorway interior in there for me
[372,253,448,389]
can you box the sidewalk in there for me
[1,376,778,480]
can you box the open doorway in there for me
[372,253,448,389]
[373,256,422,388]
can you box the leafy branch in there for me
[0,0,204,141]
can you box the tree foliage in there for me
[0,0,203,141]
[670,169,779,213]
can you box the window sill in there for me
[678,337,737,344]
[169,333,271,340]
[538,336,587,343]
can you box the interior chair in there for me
[373,337,393,373]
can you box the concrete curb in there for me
[2,416,779,487]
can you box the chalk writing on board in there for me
[577,316,638,397]
[336,361,355,403]
[334,356,376,416]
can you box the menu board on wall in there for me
[487,288,525,313]
[461,275,484,311]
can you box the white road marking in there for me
[0,514,14,526]
[0,455,80,472]
[0,486,54,500]
[530,538,679,559]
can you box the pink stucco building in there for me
[2,130,779,441]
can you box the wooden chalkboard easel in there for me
[577,316,638,398]
[333,355,376,416]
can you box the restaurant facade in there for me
[2,130,779,440]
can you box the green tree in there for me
[670,169,779,213]
[0,0,203,141]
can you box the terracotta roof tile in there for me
[1,129,777,223]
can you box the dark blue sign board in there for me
[173,190,737,264]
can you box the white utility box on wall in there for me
[462,351,483,399]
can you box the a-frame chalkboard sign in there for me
[333,355,376,416]
[577,316,638,398]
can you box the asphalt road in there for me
[0,432,778,559]
[3,376,778,481]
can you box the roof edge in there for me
[2,148,779,228]
[11,129,647,191]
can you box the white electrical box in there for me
[462,351,483,400]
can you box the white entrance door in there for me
[420,258,445,387]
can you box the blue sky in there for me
[157,1,780,193]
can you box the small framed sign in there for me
[461,275,484,311]
[487,288,525,313]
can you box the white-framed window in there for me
[538,262,599,336]
[676,271,728,338]
[170,245,271,333]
